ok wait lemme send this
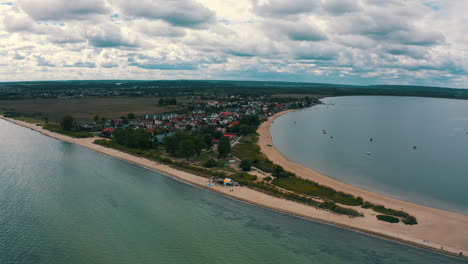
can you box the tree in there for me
[240,159,252,171]
[239,124,254,135]
[158,98,165,106]
[93,115,99,123]
[60,115,75,131]
[113,128,152,149]
[163,135,178,155]
[127,113,135,119]
[192,136,205,156]
[179,139,195,159]
[275,165,281,178]
[203,134,213,149]
[213,130,223,140]
[203,158,217,168]
[168,98,177,105]
[218,136,231,158]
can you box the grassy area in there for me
[0,97,179,122]
[94,139,163,158]
[43,124,93,138]
[229,173,257,185]
[232,135,293,177]
[273,177,363,206]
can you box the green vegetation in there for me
[60,115,75,131]
[218,136,231,158]
[376,215,400,223]
[362,202,417,225]
[232,136,294,178]
[44,124,93,138]
[228,115,261,135]
[240,159,252,171]
[249,182,362,217]
[113,127,153,149]
[318,201,363,217]
[203,158,217,168]
[163,132,206,159]
[94,139,162,158]
[273,177,363,206]
[158,98,177,105]
[229,173,257,185]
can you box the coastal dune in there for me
[1,115,467,258]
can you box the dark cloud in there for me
[382,45,428,59]
[64,61,96,68]
[100,62,119,68]
[387,31,445,46]
[86,24,139,48]
[252,0,319,17]
[114,0,215,28]
[35,55,55,67]
[127,54,198,70]
[264,21,327,41]
[16,0,109,21]
[292,43,340,61]
[129,62,197,70]
[322,0,361,15]
[136,20,186,38]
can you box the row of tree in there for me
[162,131,231,159]
[227,115,261,135]
[113,127,153,149]
[158,98,177,106]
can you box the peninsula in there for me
[1,104,467,258]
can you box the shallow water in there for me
[0,118,464,263]
[271,96,468,214]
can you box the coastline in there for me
[258,109,468,257]
[1,115,467,259]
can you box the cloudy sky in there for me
[0,0,467,87]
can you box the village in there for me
[98,95,317,144]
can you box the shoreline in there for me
[258,109,468,257]
[1,115,467,259]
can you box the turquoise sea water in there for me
[0,118,465,263]
[271,96,468,215]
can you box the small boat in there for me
[370,138,373,142]
[413,146,417,149]
[366,152,371,155]
[330,136,334,139]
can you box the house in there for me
[223,133,237,140]
[101,128,115,138]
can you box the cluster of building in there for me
[99,96,313,141]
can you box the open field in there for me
[0,97,179,122]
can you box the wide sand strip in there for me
[1,115,467,258]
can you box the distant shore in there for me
[1,114,467,259]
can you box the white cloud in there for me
[0,0,466,87]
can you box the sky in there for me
[0,0,467,88]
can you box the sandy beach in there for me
[1,115,467,258]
